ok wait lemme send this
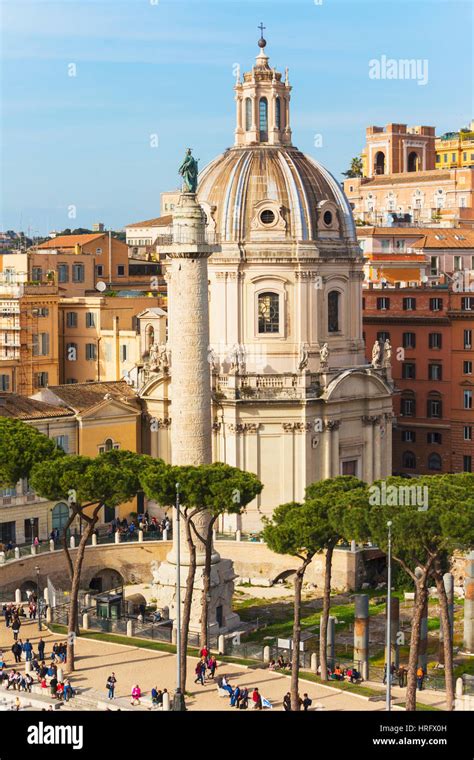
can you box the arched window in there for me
[245,98,252,131]
[402,451,416,469]
[258,292,279,334]
[104,438,114,452]
[259,98,268,141]
[408,151,420,172]
[428,452,442,471]
[328,290,340,333]
[52,502,69,533]
[275,97,281,129]
[374,151,385,175]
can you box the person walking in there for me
[106,672,117,700]
[208,655,218,679]
[130,684,141,706]
[302,693,312,711]
[283,692,291,711]
[37,638,45,661]
[416,666,425,691]
[11,642,22,664]
[252,687,262,710]
[194,660,205,686]
[23,639,33,662]
[11,619,20,642]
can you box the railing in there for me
[156,230,220,246]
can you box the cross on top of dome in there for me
[258,22,267,49]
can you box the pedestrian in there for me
[49,675,58,698]
[416,666,424,691]
[302,693,312,711]
[194,660,205,686]
[239,687,249,709]
[106,672,117,700]
[283,692,291,711]
[208,655,217,679]
[23,639,33,662]
[130,684,141,705]
[230,685,241,707]
[63,680,73,702]
[11,619,20,641]
[11,642,22,664]
[252,687,262,710]
[38,638,45,661]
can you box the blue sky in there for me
[1,0,472,234]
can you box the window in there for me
[428,364,443,381]
[117,265,125,276]
[429,333,442,349]
[323,210,333,226]
[66,343,77,361]
[260,209,275,225]
[428,453,442,471]
[403,297,416,311]
[275,97,281,129]
[377,297,390,310]
[328,290,340,332]
[36,308,49,318]
[120,344,127,362]
[0,374,10,391]
[395,239,405,251]
[32,267,42,282]
[72,263,85,282]
[32,333,49,356]
[464,390,473,409]
[430,256,440,276]
[427,398,442,418]
[66,312,78,328]
[377,331,390,343]
[464,426,472,441]
[362,298,365,310]
[464,361,473,375]
[66,378,77,384]
[402,430,416,443]
[427,432,442,444]
[0,521,16,544]
[443,154,448,163]
[401,395,416,416]
[258,292,280,334]
[259,97,268,140]
[86,312,96,328]
[96,247,102,254]
[454,256,462,271]
[99,438,120,454]
[462,297,474,310]
[429,298,443,311]
[35,372,48,388]
[464,455,472,472]
[342,460,358,476]
[464,329,472,348]
[58,264,69,282]
[402,451,416,469]
[403,332,416,349]
[245,98,252,131]
[86,343,97,361]
[402,363,416,379]
[96,265,104,277]
[54,435,69,452]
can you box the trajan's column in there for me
[151,149,239,633]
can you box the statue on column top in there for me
[371,340,382,368]
[178,148,199,193]
[383,339,392,368]
[298,342,309,372]
[320,342,329,369]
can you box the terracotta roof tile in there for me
[0,394,74,420]
[37,234,105,249]
[126,215,172,229]
[45,380,140,413]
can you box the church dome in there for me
[196,39,356,245]
[198,145,356,243]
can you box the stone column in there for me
[354,594,369,680]
[439,572,454,664]
[322,424,332,479]
[330,421,340,478]
[373,417,382,481]
[326,615,335,669]
[362,417,374,483]
[385,596,400,669]
[464,551,474,652]
[415,567,428,669]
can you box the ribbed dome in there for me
[197,145,356,243]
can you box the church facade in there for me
[139,39,394,532]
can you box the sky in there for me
[0,0,472,235]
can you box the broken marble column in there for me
[327,615,335,670]
[354,594,369,680]
[385,595,400,669]
[464,551,474,653]
[439,572,454,664]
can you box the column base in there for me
[151,557,239,634]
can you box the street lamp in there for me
[30,517,35,546]
[386,520,392,711]
[35,564,42,632]
[172,482,186,711]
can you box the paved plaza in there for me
[0,619,418,711]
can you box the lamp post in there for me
[35,564,42,632]
[386,520,392,711]
[172,482,186,711]
[29,517,35,546]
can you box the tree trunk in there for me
[66,505,101,672]
[434,569,454,711]
[180,515,196,694]
[200,515,217,648]
[62,509,77,582]
[405,566,429,711]
[319,543,335,682]
[291,558,311,710]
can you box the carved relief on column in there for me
[324,420,341,431]
[227,422,260,434]
[281,422,312,433]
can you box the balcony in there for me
[156,230,220,247]
[213,372,324,402]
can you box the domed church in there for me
[140,37,394,532]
